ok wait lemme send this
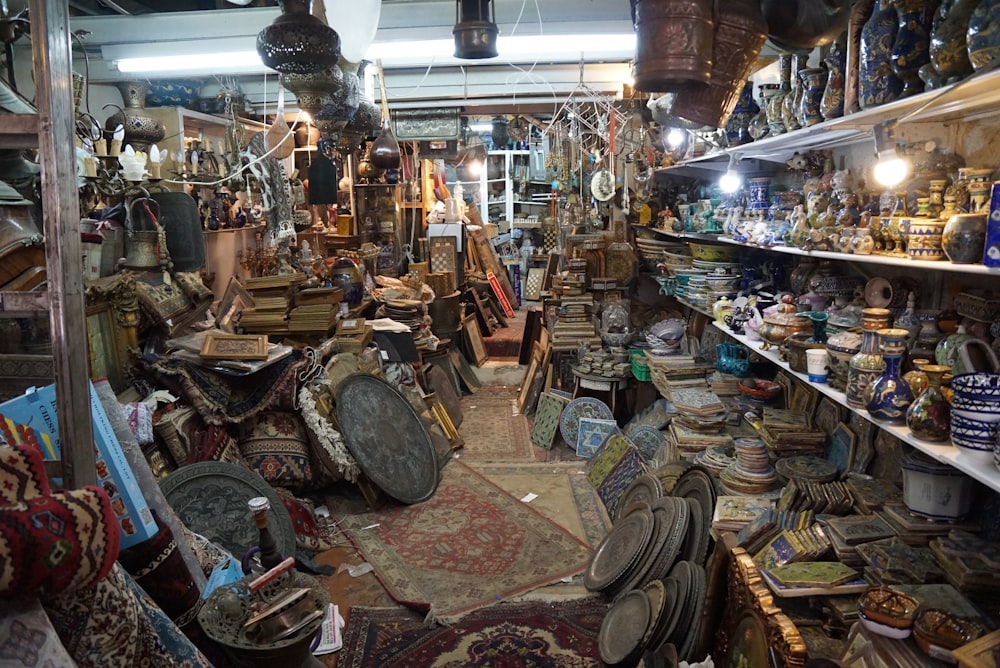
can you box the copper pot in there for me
[667,0,768,129]
[631,0,714,92]
[758,301,812,348]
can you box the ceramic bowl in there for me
[859,610,913,639]
[951,372,1000,400]
[738,378,782,401]
[901,452,975,519]
[858,586,920,631]
[688,242,738,263]
[913,609,985,658]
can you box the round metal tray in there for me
[159,461,297,562]
[599,589,652,666]
[584,505,654,594]
[335,374,439,504]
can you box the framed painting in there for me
[200,333,269,360]
[461,313,488,367]
[215,276,254,334]
[85,274,140,394]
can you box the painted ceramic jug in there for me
[890,0,938,97]
[906,364,952,440]
[821,41,847,119]
[860,0,904,109]
[867,328,916,422]
[928,0,978,81]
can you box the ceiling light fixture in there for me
[453,0,499,60]
[255,0,340,74]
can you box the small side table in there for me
[571,368,632,423]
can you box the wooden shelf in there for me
[0,113,39,149]
[713,321,1000,494]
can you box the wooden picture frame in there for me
[467,288,496,336]
[424,393,464,451]
[517,342,544,415]
[200,333,269,361]
[336,317,367,335]
[215,276,254,334]
[461,313,488,367]
[85,274,140,393]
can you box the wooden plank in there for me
[0,291,50,314]
[32,0,95,489]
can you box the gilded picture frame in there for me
[85,274,140,393]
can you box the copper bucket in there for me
[667,0,768,129]
[631,0,714,92]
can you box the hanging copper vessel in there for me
[454,0,499,59]
[669,0,768,129]
[256,0,341,74]
[762,0,854,51]
[631,0,714,92]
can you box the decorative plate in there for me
[775,455,839,483]
[577,417,619,458]
[647,496,689,583]
[666,560,697,647]
[584,506,654,593]
[560,397,614,449]
[671,467,717,533]
[864,276,893,308]
[590,169,615,202]
[598,589,651,666]
[616,474,664,522]
[641,579,669,651]
[616,503,669,595]
[648,575,682,653]
[631,426,666,462]
[159,461,297,562]
[336,374,439,504]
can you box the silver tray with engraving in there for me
[335,374,439,504]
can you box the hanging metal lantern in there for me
[454,0,499,60]
[256,0,341,74]
[491,115,509,148]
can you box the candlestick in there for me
[94,138,107,157]
[149,162,161,179]
[84,156,97,178]
[109,139,122,157]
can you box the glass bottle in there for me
[248,496,284,571]
[847,307,891,408]
[866,328,916,422]
[906,363,952,441]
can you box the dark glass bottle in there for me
[248,496,284,571]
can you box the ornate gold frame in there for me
[85,274,139,393]
[715,547,808,668]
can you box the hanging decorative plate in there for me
[159,461,297,563]
[560,397,614,448]
[631,425,667,462]
[584,505,654,594]
[335,374,439,504]
[591,168,615,201]
[598,589,652,666]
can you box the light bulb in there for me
[873,156,909,187]
[719,170,742,194]
[666,128,685,149]
[466,159,483,178]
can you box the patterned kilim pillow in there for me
[237,411,314,491]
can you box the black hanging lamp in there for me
[256,0,341,74]
[453,0,499,60]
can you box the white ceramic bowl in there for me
[951,372,1000,400]
[859,612,913,640]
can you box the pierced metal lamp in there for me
[256,0,341,74]
[453,0,499,60]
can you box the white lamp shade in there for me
[325,0,383,64]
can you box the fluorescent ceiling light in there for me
[114,33,636,75]
[468,122,493,132]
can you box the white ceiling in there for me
[51,0,635,115]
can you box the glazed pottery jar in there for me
[746,176,772,216]
[890,0,938,97]
[967,0,1000,71]
[800,67,829,126]
[906,364,953,440]
[867,328,916,422]
[782,54,806,132]
[827,329,863,391]
[847,307,892,407]
[860,0,904,109]
[901,451,975,518]
[907,218,947,259]
[903,357,932,395]
[724,80,759,145]
[846,0,879,113]
[767,56,792,136]
[929,0,978,80]
[942,212,987,263]
[821,40,847,119]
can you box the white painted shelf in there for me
[712,321,1000,494]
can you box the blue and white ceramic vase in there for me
[847,307,891,407]
[800,67,829,126]
[746,176,771,218]
[860,0,904,109]
[890,0,938,97]
[867,328,916,421]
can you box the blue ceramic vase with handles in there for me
[890,0,938,97]
[867,328,916,422]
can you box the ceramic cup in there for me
[806,348,829,382]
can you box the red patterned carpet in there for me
[335,460,593,622]
[338,598,608,667]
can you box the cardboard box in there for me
[0,382,158,548]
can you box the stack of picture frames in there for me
[516,326,552,417]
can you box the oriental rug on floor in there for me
[456,386,535,461]
[336,460,593,622]
[338,597,608,667]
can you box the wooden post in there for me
[31,0,95,488]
